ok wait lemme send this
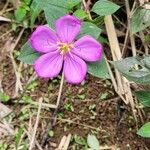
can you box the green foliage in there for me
[134,91,150,107]
[18,42,40,65]
[78,22,101,39]
[0,143,8,150]
[15,128,24,150]
[74,9,87,19]
[89,104,96,110]
[137,122,150,138]
[15,7,27,22]
[92,0,120,16]
[87,134,100,150]
[30,0,42,27]
[48,130,54,137]
[73,135,87,146]
[64,103,74,112]
[19,107,30,120]
[88,57,110,79]
[131,7,150,34]
[145,35,150,42]
[24,0,32,5]
[22,95,33,103]
[100,92,109,100]
[35,0,80,28]
[27,81,38,91]
[113,56,150,84]
[0,91,10,102]
[77,94,86,100]
[14,0,41,28]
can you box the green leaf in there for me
[77,94,86,100]
[131,8,150,34]
[87,134,100,150]
[137,122,150,138]
[100,92,109,100]
[78,22,101,39]
[15,128,24,150]
[22,95,33,103]
[74,135,87,146]
[35,0,80,28]
[0,91,10,102]
[92,0,120,16]
[15,7,27,22]
[145,35,150,42]
[48,130,54,137]
[24,0,32,5]
[22,3,30,11]
[142,55,150,69]
[74,9,87,19]
[66,0,81,9]
[18,42,40,65]
[30,0,42,27]
[113,56,150,84]
[88,57,110,79]
[134,91,150,107]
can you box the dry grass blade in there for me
[144,3,150,9]
[125,0,145,123]
[8,28,25,97]
[0,16,11,22]
[0,103,14,137]
[29,98,43,150]
[0,1,9,15]
[0,103,12,118]
[0,122,14,136]
[99,145,118,150]
[57,118,100,131]
[139,0,149,6]
[0,29,13,40]
[104,15,137,121]
[9,0,21,8]
[57,136,67,150]
[62,134,71,150]
[56,134,72,150]
[25,129,43,150]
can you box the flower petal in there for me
[72,35,103,61]
[64,53,87,84]
[34,51,63,78]
[56,15,81,43]
[30,25,59,53]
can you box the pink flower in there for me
[30,15,103,84]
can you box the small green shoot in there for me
[77,94,86,100]
[48,130,54,137]
[0,91,10,102]
[100,92,109,100]
[64,103,74,112]
[73,134,87,146]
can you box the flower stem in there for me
[41,73,65,147]
[56,72,64,107]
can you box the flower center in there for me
[57,42,73,55]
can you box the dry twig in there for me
[29,98,43,150]
[0,16,11,22]
[104,15,137,121]
[56,134,72,150]
[0,1,9,15]
[8,28,25,97]
[125,0,145,123]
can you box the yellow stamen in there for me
[57,42,73,55]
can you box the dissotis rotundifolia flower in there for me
[30,15,103,84]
